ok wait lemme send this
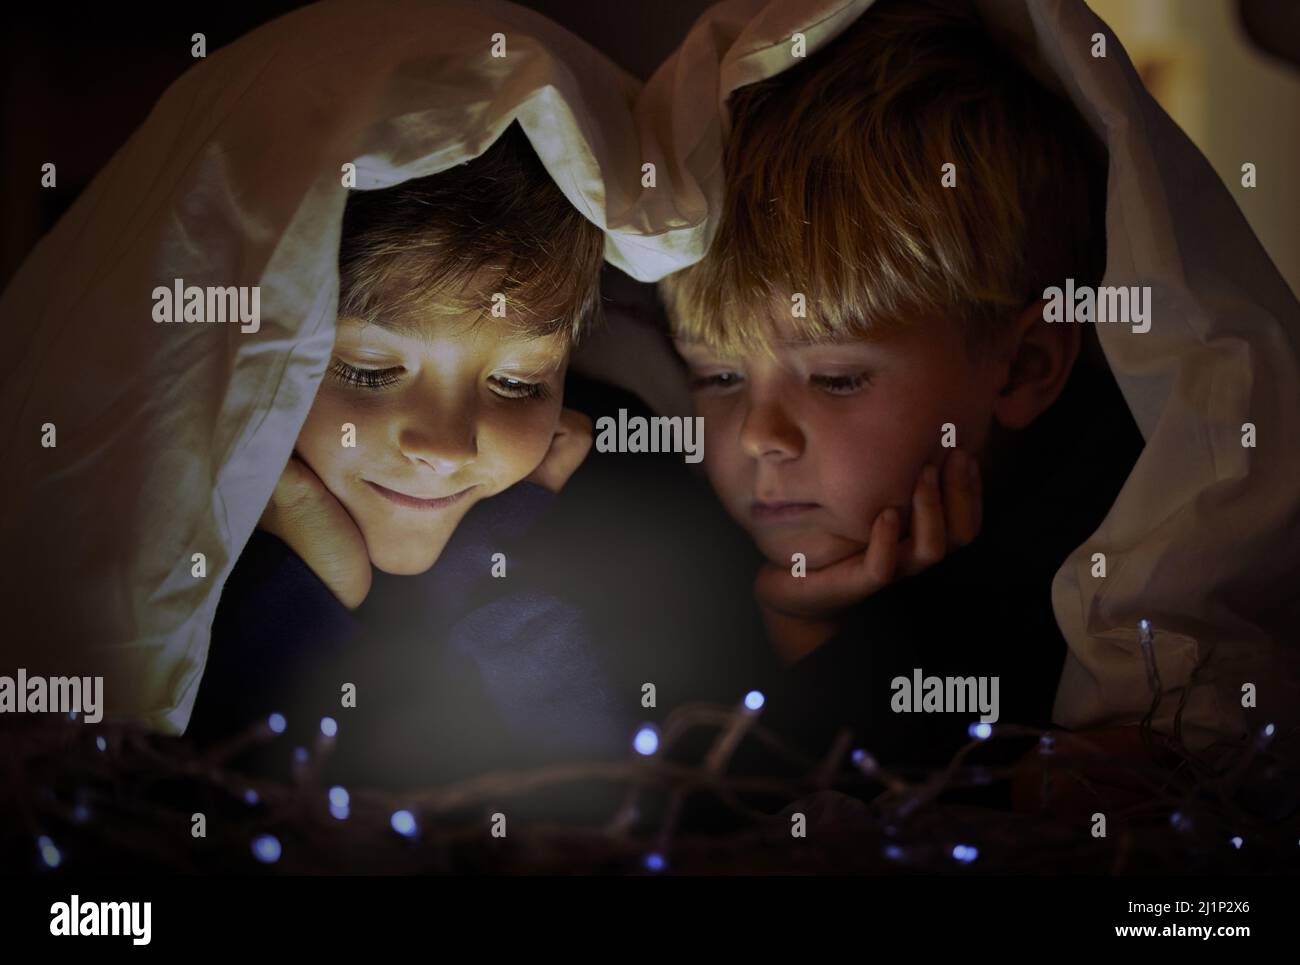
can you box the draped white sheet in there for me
[626,0,1300,752]
[0,0,687,734]
[3,0,1296,750]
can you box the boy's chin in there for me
[364,536,449,577]
[752,530,868,572]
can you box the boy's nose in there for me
[398,419,477,474]
[739,398,803,461]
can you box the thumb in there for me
[260,456,372,608]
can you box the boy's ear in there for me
[991,298,1081,431]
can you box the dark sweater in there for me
[187,479,633,793]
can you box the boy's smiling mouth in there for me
[365,480,477,511]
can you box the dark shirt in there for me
[188,479,633,795]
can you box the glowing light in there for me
[72,804,91,824]
[743,690,765,711]
[643,852,666,872]
[968,722,992,740]
[884,845,905,861]
[251,834,281,864]
[851,749,879,774]
[94,736,107,752]
[320,716,338,737]
[1264,723,1275,737]
[391,810,418,838]
[243,789,260,806]
[1230,836,1243,850]
[293,746,309,764]
[332,790,353,821]
[1039,734,1056,754]
[267,713,287,734]
[951,844,978,864]
[633,725,660,756]
[37,835,61,869]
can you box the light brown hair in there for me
[338,120,604,343]
[661,0,1108,357]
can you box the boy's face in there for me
[674,308,1002,570]
[295,308,569,575]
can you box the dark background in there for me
[0,0,714,290]
[3,0,1296,294]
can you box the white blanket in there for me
[0,0,683,734]
[621,0,1300,752]
[3,0,1296,750]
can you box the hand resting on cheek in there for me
[258,408,593,609]
[755,447,983,665]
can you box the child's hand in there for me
[258,454,372,609]
[755,448,983,664]
[525,408,593,494]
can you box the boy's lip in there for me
[751,500,820,521]
[365,480,476,510]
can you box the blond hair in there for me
[338,121,604,343]
[661,0,1107,356]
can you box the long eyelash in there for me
[689,373,743,390]
[812,372,871,394]
[329,359,403,389]
[491,376,551,401]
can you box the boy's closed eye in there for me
[327,311,564,401]
[687,369,873,397]
[688,370,743,391]
[676,336,878,398]
[327,357,553,400]
[808,371,871,395]
[329,359,405,389]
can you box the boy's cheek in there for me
[699,446,733,500]
[483,406,562,493]
[293,403,352,491]
[292,405,392,538]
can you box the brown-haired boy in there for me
[188,122,630,788]
[662,0,1145,771]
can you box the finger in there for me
[563,409,595,463]
[556,407,594,440]
[860,507,903,591]
[942,448,982,548]
[264,454,328,514]
[898,463,945,577]
[261,457,371,607]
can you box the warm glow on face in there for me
[675,309,1001,569]
[295,310,568,575]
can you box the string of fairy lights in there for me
[15,620,1299,874]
